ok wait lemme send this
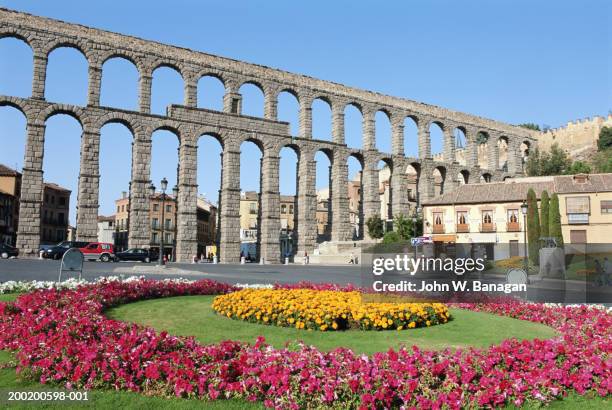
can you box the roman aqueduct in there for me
[0,8,537,263]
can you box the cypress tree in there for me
[549,193,564,247]
[540,190,550,237]
[526,188,540,266]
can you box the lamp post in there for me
[150,178,168,266]
[172,184,178,262]
[521,200,528,274]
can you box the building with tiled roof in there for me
[421,174,612,259]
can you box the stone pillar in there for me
[507,139,520,175]
[16,122,45,256]
[184,75,197,107]
[466,134,478,168]
[176,141,198,262]
[76,130,100,242]
[139,73,152,113]
[362,109,375,150]
[362,155,381,240]
[391,118,404,156]
[87,64,102,106]
[299,94,313,139]
[488,137,499,170]
[31,53,47,100]
[443,128,456,162]
[219,142,241,263]
[224,84,242,114]
[259,150,281,263]
[128,133,152,249]
[391,157,410,218]
[417,161,434,205]
[332,103,345,144]
[264,89,278,120]
[418,122,431,159]
[331,150,351,241]
[295,155,317,256]
[445,165,459,193]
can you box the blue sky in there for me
[0,0,610,223]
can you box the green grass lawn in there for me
[106,295,558,354]
[0,292,608,408]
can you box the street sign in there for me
[58,248,84,282]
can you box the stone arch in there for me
[36,104,86,127]
[100,55,140,110]
[45,45,89,105]
[453,126,468,165]
[375,110,392,153]
[238,81,265,117]
[196,69,227,86]
[432,165,446,196]
[406,162,420,204]
[0,98,29,120]
[96,112,138,135]
[151,64,184,115]
[0,35,34,98]
[151,60,184,77]
[0,30,35,50]
[347,152,364,240]
[458,169,470,185]
[197,74,225,111]
[344,102,363,149]
[0,103,28,179]
[377,157,393,223]
[44,40,90,61]
[312,97,332,141]
[99,50,144,74]
[429,120,445,159]
[480,172,492,183]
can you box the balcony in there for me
[151,222,174,231]
[479,223,496,233]
[456,223,470,233]
[506,221,520,232]
[432,224,445,234]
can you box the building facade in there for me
[40,183,71,245]
[97,215,115,244]
[422,174,612,259]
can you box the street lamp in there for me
[172,184,178,262]
[520,200,528,274]
[412,205,422,260]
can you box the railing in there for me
[432,225,445,234]
[506,221,520,232]
[151,222,174,230]
[479,223,496,233]
[456,223,470,233]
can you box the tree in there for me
[597,126,612,151]
[366,215,384,239]
[592,149,612,173]
[525,143,572,176]
[518,123,541,131]
[382,231,401,244]
[566,160,591,175]
[549,193,563,247]
[393,214,412,240]
[526,188,541,266]
[540,190,550,237]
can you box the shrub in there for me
[382,230,401,244]
[527,188,541,265]
[365,215,384,239]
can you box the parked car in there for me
[43,241,90,260]
[114,248,158,263]
[0,243,19,259]
[78,242,115,262]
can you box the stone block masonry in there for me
[0,8,535,262]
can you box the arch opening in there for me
[312,98,332,141]
[430,121,444,160]
[239,140,263,261]
[348,154,363,240]
[197,75,225,111]
[454,127,467,166]
[375,111,392,154]
[344,103,363,150]
[432,166,446,196]
[151,66,183,116]
[196,134,223,259]
[0,37,33,98]
[315,150,332,242]
[277,91,300,136]
[238,83,264,118]
[45,47,88,106]
[404,116,419,158]
[100,57,139,110]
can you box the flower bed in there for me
[0,279,610,409]
[212,288,450,331]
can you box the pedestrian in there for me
[348,252,355,264]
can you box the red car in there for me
[79,242,115,262]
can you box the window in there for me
[601,200,612,214]
[482,210,493,224]
[166,205,172,213]
[289,205,294,214]
[58,213,65,225]
[570,230,587,244]
[456,211,467,225]
[59,197,66,206]
[153,204,159,212]
[433,212,443,225]
[152,218,159,228]
[507,209,518,223]
[281,204,287,214]
[51,196,55,204]
[566,196,590,214]
[249,203,257,214]
[165,233,172,243]
[44,194,49,203]
[165,218,171,229]
[152,232,158,243]
[117,205,120,213]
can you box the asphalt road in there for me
[0,258,363,285]
[1,259,609,304]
